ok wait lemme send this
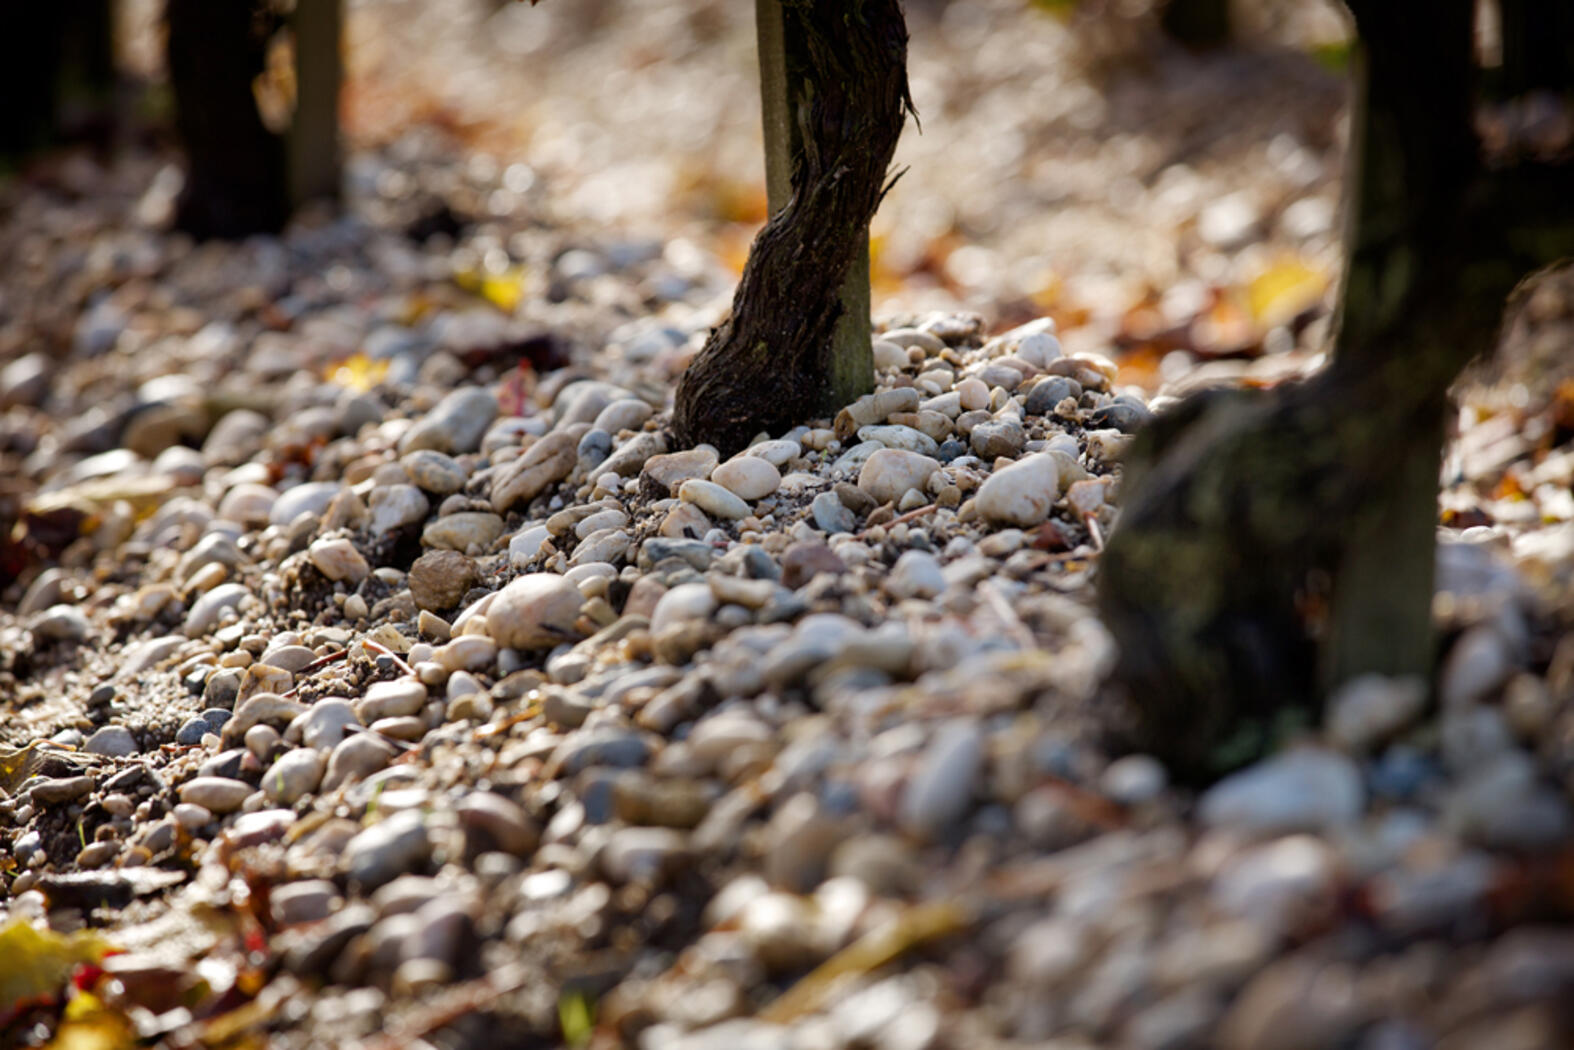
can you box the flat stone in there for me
[679,479,750,520]
[643,448,718,494]
[269,482,344,527]
[421,512,504,552]
[1200,748,1364,833]
[179,776,253,814]
[356,680,429,723]
[399,387,498,455]
[401,450,468,494]
[84,725,138,758]
[492,430,580,512]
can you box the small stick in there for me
[1084,513,1105,552]
[856,502,938,538]
[361,638,415,677]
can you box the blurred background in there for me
[107,0,1357,383]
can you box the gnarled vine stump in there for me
[1099,0,1574,777]
[672,0,911,455]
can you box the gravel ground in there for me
[4,3,1574,1048]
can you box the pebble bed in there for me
[3,139,1574,1050]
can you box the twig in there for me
[1084,513,1105,552]
[280,649,348,698]
[361,638,415,677]
[856,502,937,538]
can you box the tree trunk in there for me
[1097,0,1574,778]
[1499,0,1574,95]
[167,0,288,239]
[755,0,874,417]
[1,0,114,160]
[1161,0,1231,50]
[288,0,343,207]
[671,0,908,456]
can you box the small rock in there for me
[264,748,325,805]
[887,550,945,600]
[422,512,504,553]
[679,479,751,520]
[811,491,857,534]
[858,449,938,506]
[975,453,1062,527]
[643,447,718,494]
[269,482,344,527]
[487,574,583,650]
[401,450,468,494]
[309,537,370,585]
[712,456,781,501]
[179,776,253,814]
[84,725,138,758]
[400,387,498,455]
[1200,748,1364,833]
[1325,675,1427,752]
[356,680,429,722]
[344,810,431,891]
[408,550,479,611]
[900,721,983,839]
[369,485,431,535]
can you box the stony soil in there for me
[5,3,1574,1049]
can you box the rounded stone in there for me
[712,456,782,501]
[487,574,584,650]
[408,550,479,611]
[308,537,370,585]
[84,725,138,758]
[679,479,751,520]
[975,453,1062,527]
[263,748,325,805]
[857,449,939,507]
[179,776,253,814]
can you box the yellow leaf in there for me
[49,993,136,1050]
[1246,257,1328,328]
[480,269,528,313]
[0,920,116,1016]
[324,352,390,394]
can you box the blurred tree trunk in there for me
[288,0,343,207]
[1097,0,1574,777]
[672,0,908,455]
[167,0,288,239]
[1161,0,1231,49]
[1499,0,1574,95]
[1,0,115,160]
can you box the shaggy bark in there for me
[1098,0,1574,777]
[167,0,288,239]
[672,0,910,455]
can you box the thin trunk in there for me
[672,0,906,455]
[168,0,288,239]
[756,0,874,414]
[288,0,343,207]
[1161,0,1231,49]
